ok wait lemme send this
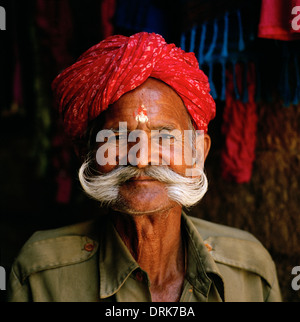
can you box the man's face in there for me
[90,78,210,215]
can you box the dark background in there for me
[0,0,299,302]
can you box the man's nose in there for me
[127,131,151,168]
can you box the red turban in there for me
[52,32,216,140]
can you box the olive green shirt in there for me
[7,213,281,302]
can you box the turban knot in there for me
[52,32,216,140]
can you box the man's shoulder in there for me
[26,219,97,242]
[12,220,99,284]
[187,215,277,286]
[188,215,258,242]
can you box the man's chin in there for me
[110,197,179,217]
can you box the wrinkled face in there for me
[81,78,211,215]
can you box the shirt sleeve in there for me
[265,272,282,302]
[6,267,31,302]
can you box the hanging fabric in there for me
[180,31,186,51]
[181,9,250,102]
[221,12,229,58]
[35,0,74,201]
[220,12,229,101]
[258,0,300,41]
[35,0,74,71]
[221,62,258,184]
[203,19,219,99]
[198,22,207,66]
[204,19,218,62]
[189,25,197,53]
[101,0,116,38]
[237,10,245,51]
[179,7,261,183]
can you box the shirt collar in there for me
[98,212,224,301]
[98,216,139,299]
[181,212,224,301]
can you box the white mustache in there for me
[78,161,208,208]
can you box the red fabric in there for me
[221,63,258,184]
[36,0,74,70]
[258,0,300,40]
[52,32,216,140]
[101,0,116,39]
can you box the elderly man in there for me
[8,32,281,302]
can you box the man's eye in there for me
[158,134,176,146]
[160,133,175,140]
[159,132,177,142]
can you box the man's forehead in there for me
[108,121,181,132]
[102,79,191,130]
[102,105,190,131]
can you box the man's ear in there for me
[203,133,211,162]
[192,132,211,172]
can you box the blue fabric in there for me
[189,25,197,53]
[204,19,218,62]
[237,10,245,52]
[198,22,207,66]
[180,32,186,51]
[191,10,248,101]
[220,13,229,101]
[221,12,229,58]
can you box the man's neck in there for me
[111,206,185,302]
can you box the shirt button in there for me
[84,243,94,252]
[204,243,213,252]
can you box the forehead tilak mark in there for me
[134,105,149,124]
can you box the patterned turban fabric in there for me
[52,32,216,140]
